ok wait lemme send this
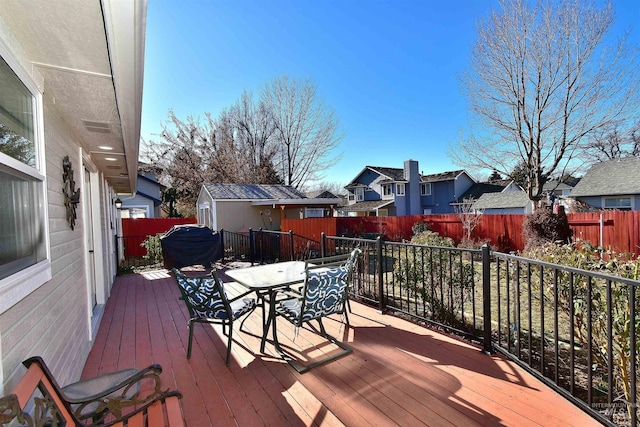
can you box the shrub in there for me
[522,207,572,251]
[140,234,163,264]
[523,240,640,414]
[394,230,476,330]
[458,237,491,250]
[411,230,455,247]
[411,221,432,236]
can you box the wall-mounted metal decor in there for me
[62,155,81,230]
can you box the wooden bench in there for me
[0,356,184,426]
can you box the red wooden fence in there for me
[282,211,640,254]
[121,217,197,257]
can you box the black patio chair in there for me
[171,268,257,365]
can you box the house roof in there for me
[543,179,578,192]
[346,165,468,188]
[345,166,405,187]
[455,182,506,202]
[306,190,339,199]
[569,157,640,197]
[421,170,466,183]
[473,192,531,209]
[2,0,147,193]
[204,184,307,200]
[369,167,406,181]
[339,200,394,212]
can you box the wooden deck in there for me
[81,268,600,426]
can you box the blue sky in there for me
[141,0,640,188]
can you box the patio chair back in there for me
[171,268,256,364]
[172,269,230,320]
[299,265,349,323]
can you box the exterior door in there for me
[84,167,97,309]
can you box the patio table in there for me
[226,261,307,352]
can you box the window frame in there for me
[355,187,364,201]
[603,196,632,210]
[421,182,432,196]
[396,183,405,196]
[0,40,51,315]
[382,184,392,197]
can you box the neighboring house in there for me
[472,183,534,214]
[341,159,476,216]
[197,184,342,231]
[0,1,146,393]
[569,157,640,211]
[119,168,164,218]
[452,181,508,211]
[543,179,578,197]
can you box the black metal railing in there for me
[321,234,637,426]
[219,229,321,265]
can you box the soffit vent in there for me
[82,120,111,133]
[106,165,121,170]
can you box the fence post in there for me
[289,230,294,261]
[482,244,494,354]
[249,228,255,265]
[377,236,384,313]
[258,228,263,264]
[219,229,225,261]
[321,232,326,258]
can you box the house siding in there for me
[214,201,279,232]
[428,181,457,214]
[1,103,94,392]
[576,195,638,211]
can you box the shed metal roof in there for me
[203,183,307,200]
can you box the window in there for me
[421,183,432,196]
[604,197,632,210]
[382,184,392,197]
[396,183,405,196]
[0,51,48,289]
[355,187,364,201]
[305,207,324,218]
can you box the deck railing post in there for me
[289,230,295,261]
[219,229,225,261]
[482,244,494,354]
[377,236,384,313]
[249,228,255,265]
[258,228,263,264]
[321,232,326,258]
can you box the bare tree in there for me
[304,180,347,197]
[582,121,640,162]
[455,199,484,242]
[451,0,640,204]
[262,76,344,188]
[141,105,281,216]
